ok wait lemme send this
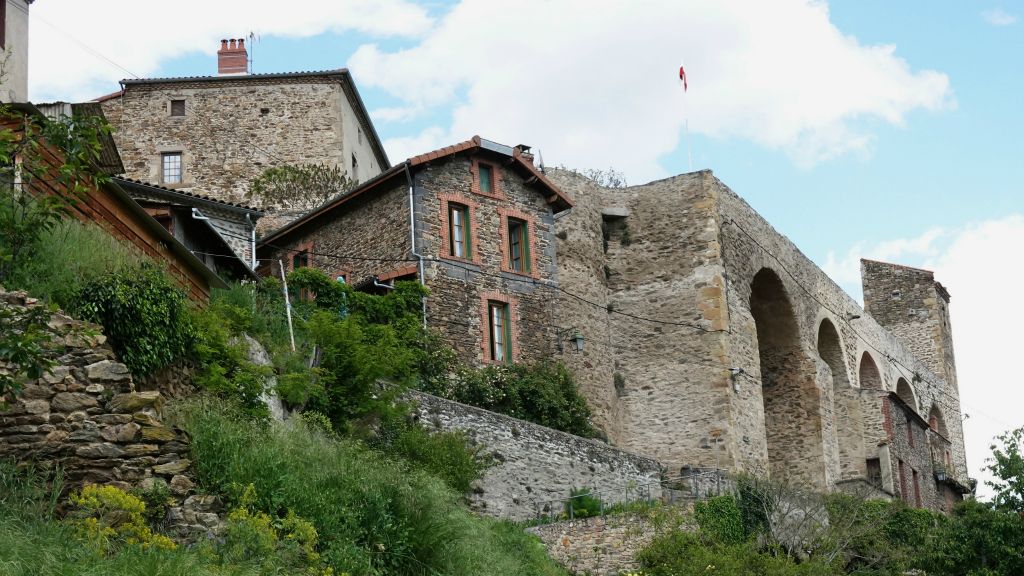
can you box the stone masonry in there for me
[548,168,971,512]
[0,290,221,538]
[100,71,388,211]
[259,138,572,367]
[411,391,663,521]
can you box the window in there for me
[448,203,471,259]
[866,458,882,487]
[358,127,363,145]
[351,154,359,181]
[479,163,494,194]
[487,301,512,363]
[170,100,185,117]
[912,469,922,507]
[1,2,7,49]
[507,217,530,273]
[292,250,309,270]
[898,459,908,503]
[161,152,182,184]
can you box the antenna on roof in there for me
[247,31,261,74]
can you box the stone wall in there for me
[528,514,663,576]
[547,168,971,512]
[101,75,385,207]
[548,169,735,472]
[415,154,561,365]
[410,391,663,520]
[0,291,218,538]
[261,178,412,283]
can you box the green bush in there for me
[0,461,309,575]
[74,264,192,377]
[694,495,746,545]
[565,487,603,519]
[179,398,568,576]
[423,361,595,438]
[372,412,490,494]
[638,531,837,576]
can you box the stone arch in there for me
[818,318,864,480]
[750,268,826,488]
[895,378,917,412]
[928,404,949,437]
[858,352,883,390]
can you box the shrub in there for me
[423,361,595,438]
[694,495,745,545]
[180,398,568,576]
[74,264,192,377]
[372,412,489,494]
[565,487,603,519]
[638,531,837,576]
[66,484,176,553]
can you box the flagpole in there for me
[680,60,692,172]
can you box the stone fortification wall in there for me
[547,167,969,512]
[410,391,663,521]
[0,291,218,537]
[714,176,969,495]
[547,169,733,473]
[101,76,384,207]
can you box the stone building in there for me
[0,0,32,103]
[549,168,971,511]
[97,39,389,214]
[257,136,574,366]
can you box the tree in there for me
[247,163,356,212]
[987,426,1024,513]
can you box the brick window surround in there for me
[480,291,519,364]
[470,156,504,199]
[289,240,314,272]
[438,194,481,263]
[497,208,540,278]
[377,264,418,283]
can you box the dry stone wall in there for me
[0,290,219,539]
[527,513,662,576]
[410,391,663,521]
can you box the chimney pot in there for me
[218,37,248,76]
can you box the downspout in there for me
[403,162,427,328]
[245,213,257,270]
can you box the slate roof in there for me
[114,177,264,215]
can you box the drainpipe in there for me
[245,213,257,270]
[403,162,427,328]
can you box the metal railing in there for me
[530,468,731,525]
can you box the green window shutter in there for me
[463,207,472,258]
[479,164,493,193]
[503,304,513,363]
[522,223,531,273]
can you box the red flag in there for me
[679,65,687,92]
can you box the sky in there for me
[25,0,1024,499]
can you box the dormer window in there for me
[479,164,494,194]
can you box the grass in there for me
[4,219,143,309]
[177,398,568,576]
[0,462,286,576]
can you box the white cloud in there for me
[821,215,1024,501]
[28,0,433,102]
[982,8,1018,26]
[348,0,953,177]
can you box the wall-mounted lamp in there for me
[557,328,585,353]
[729,367,744,393]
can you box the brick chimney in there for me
[217,38,248,76]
